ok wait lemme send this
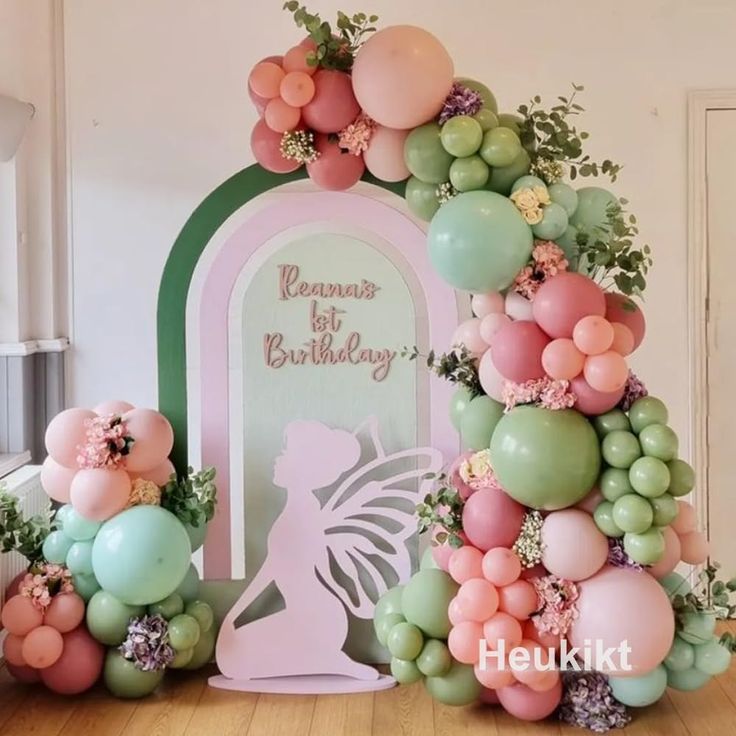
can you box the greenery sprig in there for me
[402,345,483,398]
[416,473,464,549]
[161,467,217,529]
[282,3,378,71]
[0,484,53,565]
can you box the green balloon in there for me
[594,501,624,537]
[694,637,732,675]
[624,528,664,564]
[441,116,483,157]
[569,186,618,242]
[54,504,73,527]
[548,183,579,217]
[609,664,667,707]
[420,548,440,570]
[667,666,711,691]
[593,409,631,439]
[43,530,74,564]
[613,493,653,533]
[405,176,441,222]
[479,127,522,168]
[375,612,406,647]
[184,517,208,553]
[168,613,201,651]
[511,174,547,193]
[387,622,424,660]
[649,493,678,527]
[460,395,504,451]
[490,407,601,510]
[404,123,454,184]
[428,190,533,292]
[555,224,580,267]
[472,108,498,132]
[416,639,452,677]
[148,593,184,620]
[391,657,423,685]
[601,430,642,469]
[456,78,498,113]
[73,572,101,602]
[375,585,405,620]
[485,149,531,196]
[629,456,670,498]
[600,467,634,502]
[425,662,481,706]
[665,637,696,672]
[87,591,145,646]
[639,424,678,462]
[450,387,474,431]
[667,459,695,498]
[629,397,669,435]
[169,647,194,669]
[659,572,692,600]
[185,600,214,633]
[182,625,216,670]
[532,202,569,240]
[401,569,458,639]
[175,563,200,603]
[104,650,165,698]
[449,155,489,192]
[496,113,523,136]
[66,540,95,576]
[679,611,717,646]
[64,508,102,542]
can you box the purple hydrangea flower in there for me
[119,614,175,672]
[439,82,483,125]
[607,538,644,571]
[559,671,631,733]
[619,371,648,411]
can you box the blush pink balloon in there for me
[462,489,526,552]
[448,545,484,584]
[583,351,629,392]
[3,633,27,666]
[457,579,499,622]
[301,69,360,133]
[526,669,560,693]
[610,322,635,356]
[7,663,41,683]
[475,660,515,690]
[352,25,453,129]
[130,459,176,487]
[522,620,561,651]
[448,596,468,626]
[512,641,552,687]
[45,408,96,468]
[647,526,681,579]
[672,501,697,535]
[479,313,512,346]
[363,126,410,182]
[472,292,505,319]
[498,580,538,620]
[431,529,469,571]
[40,457,77,503]
[576,486,604,515]
[283,45,317,76]
[541,338,585,381]
[679,530,710,564]
[570,374,625,416]
[264,98,301,134]
[22,625,64,669]
[1,594,44,636]
[93,400,135,415]
[307,134,365,191]
[483,611,523,650]
[491,321,550,382]
[69,468,131,521]
[452,318,487,356]
[40,625,105,695]
[250,119,301,173]
[569,565,675,676]
[44,593,86,634]
[573,315,614,356]
[122,409,174,472]
[505,291,534,321]
[478,351,505,402]
[279,71,315,107]
[605,292,646,351]
[482,548,522,587]
[532,272,606,339]
[248,61,284,99]
[541,510,608,581]
[497,679,562,721]
[448,620,484,664]
[248,55,285,115]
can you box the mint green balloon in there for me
[73,572,101,602]
[450,386,474,431]
[428,190,533,292]
[420,547,440,570]
[600,467,634,502]
[449,155,489,192]
[629,397,668,434]
[417,639,452,677]
[609,664,667,707]
[460,395,504,450]
[496,113,523,136]
[401,569,458,639]
[404,123,454,184]
[175,563,200,603]
[667,666,711,691]
[473,108,498,132]
[613,494,653,533]
[391,657,423,685]
[511,174,547,193]
[441,116,483,157]
[593,409,631,438]
[66,540,94,575]
[104,649,164,698]
[168,613,201,651]
[555,225,579,266]
[64,508,102,541]
[185,600,214,634]
[387,622,424,660]
[624,528,664,564]
[594,501,624,537]
[405,176,440,222]
[665,637,695,672]
[54,504,73,527]
[649,493,678,526]
[86,590,145,645]
[456,78,498,113]
[490,407,601,510]
[182,625,216,670]
[375,613,406,647]
[479,127,522,168]
[679,611,716,646]
[43,529,74,563]
[601,430,642,469]
[148,592,184,620]
[425,662,481,706]
[532,202,569,240]
[548,183,579,217]
[667,459,695,497]
[486,149,531,196]
[375,585,404,620]
[569,186,618,241]
[659,572,692,600]
[629,456,670,498]
[639,424,678,462]
[694,637,732,675]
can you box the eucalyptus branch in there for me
[161,467,218,528]
[0,485,53,565]
[402,345,483,398]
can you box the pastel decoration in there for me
[283,45,317,75]
[542,338,585,381]
[472,292,505,319]
[479,313,511,346]
[647,526,681,579]
[131,459,176,486]
[45,408,96,468]
[1,594,44,636]
[248,61,285,99]
[122,408,174,472]
[250,119,301,174]
[605,292,646,350]
[497,580,538,620]
[583,351,629,393]
[452,318,487,356]
[532,273,606,339]
[478,350,505,402]
[540,509,608,581]
[570,374,625,416]
[264,98,301,133]
[610,322,635,356]
[69,468,131,522]
[40,457,77,503]
[679,530,710,565]
[22,626,64,669]
[307,134,365,191]
[363,126,410,183]
[490,321,549,382]
[279,71,315,107]
[93,400,135,415]
[462,488,526,552]
[672,500,697,535]
[505,290,534,321]
[40,626,105,695]
[248,56,285,115]
[301,69,360,134]
[573,316,614,355]
[44,593,86,633]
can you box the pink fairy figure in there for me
[213,418,442,691]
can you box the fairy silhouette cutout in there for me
[211,418,442,693]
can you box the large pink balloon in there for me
[363,125,410,182]
[3,633,27,666]
[45,408,96,468]
[123,409,174,472]
[478,350,505,402]
[93,399,135,415]
[250,119,301,174]
[541,509,608,581]
[452,318,487,356]
[301,70,360,133]
[672,500,697,535]
[130,458,176,486]
[491,321,550,382]
[22,625,64,669]
[40,625,105,695]
[462,489,526,552]
[605,292,646,351]
[70,468,131,521]
[679,530,710,564]
[41,456,77,503]
[352,25,454,129]
[497,679,562,721]
[532,273,606,339]
[44,592,86,633]
[648,526,681,579]
[570,374,624,416]
[307,134,365,191]
[569,565,675,676]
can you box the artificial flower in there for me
[619,370,648,411]
[559,671,631,733]
[436,181,458,205]
[458,449,501,491]
[76,414,134,469]
[337,113,375,155]
[503,377,575,412]
[19,563,74,611]
[512,510,544,569]
[119,614,175,672]
[607,538,644,571]
[280,129,320,164]
[127,478,162,508]
[532,574,579,636]
[511,186,550,225]
[514,241,569,299]
[530,157,565,185]
[438,82,483,125]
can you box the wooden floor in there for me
[2,622,735,736]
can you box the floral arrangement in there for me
[338,112,375,154]
[401,345,483,397]
[457,450,501,491]
[416,473,464,549]
[119,614,176,672]
[606,538,644,571]
[531,575,579,636]
[0,484,53,564]
[76,414,135,469]
[19,562,75,610]
[513,241,569,299]
[127,478,162,508]
[619,371,648,411]
[280,129,320,164]
[559,671,631,733]
[512,510,544,569]
[439,82,483,125]
[510,185,551,225]
[502,376,577,412]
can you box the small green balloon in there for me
[175,563,200,603]
[667,666,711,691]
[609,664,667,707]
[43,530,74,564]
[594,501,624,538]
[387,621,424,660]
[472,108,498,132]
[391,656,423,685]
[510,174,547,193]
[649,493,678,526]
[624,528,665,565]
[601,430,642,469]
[665,637,695,672]
[87,591,145,646]
[593,409,631,439]
[425,662,481,706]
[694,637,732,675]
[659,572,692,600]
[496,113,523,136]
[182,625,216,670]
[449,155,489,192]
[416,639,452,677]
[405,176,441,222]
[460,395,504,451]
[401,569,458,639]
[548,182,579,217]
[600,467,634,503]
[679,611,717,646]
[629,456,670,498]
[479,127,521,168]
[66,540,95,575]
[441,116,483,158]
[375,585,405,620]
[456,78,498,113]
[404,123,454,184]
[532,201,569,240]
[185,600,214,633]
[450,387,474,432]
[73,572,101,602]
[639,424,678,462]
[667,459,695,497]
[168,613,201,651]
[64,508,102,542]
[375,612,406,647]
[148,593,184,620]
[485,149,531,196]
[169,647,194,669]
[629,397,669,435]
[569,186,618,243]
[613,493,653,533]
[104,650,165,698]
[420,548,439,570]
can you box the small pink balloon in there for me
[478,350,505,402]
[532,272,606,339]
[452,318,487,356]
[279,71,315,107]
[512,641,552,687]
[472,292,505,319]
[448,620,484,664]
[6,663,41,683]
[462,489,526,552]
[264,97,301,133]
[573,315,614,356]
[448,545,484,584]
[431,529,469,572]
[457,579,499,622]
[498,580,538,620]
[522,620,561,651]
[576,486,604,515]
[541,338,585,381]
[44,593,86,634]
[541,510,609,581]
[482,548,522,587]
[70,468,131,521]
[679,530,710,564]
[475,660,515,690]
[282,45,317,75]
[605,292,646,351]
[583,351,629,393]
[3,633,27,666]
[570,374,625,416]
[497,679,562,721]
[307,134,365,190]
[301,69,360,133]
[45,408,96,468]
[479,313,512,346]
[610,322,635,356]
[251,118,301,174]
[41,457,77,503]
[248,55,285,115]
[1,594,44,636]
[363,125,410,183]
[22,625,64,669]
[123,409,174,472]
[491,321,550,382]
[40,625,105,695]
[479,686,501,705]
[672,501,697,535]
[93,400,135,415]
[248,61,285,99]
[448,596,468,626]
[526,669,560,693]
[648,526,681,579]
[130,458,176,487]
[483,611,523,650]
[505,291,534,321]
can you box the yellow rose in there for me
[510,187,540,211]
[533,186,551,206]
[523,207,544,225]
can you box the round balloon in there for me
[45,408,96,468]
[462,488,526,551]
[541,509,608,581]
[301,69,360,133]
[490,321,549,382]
[605,292,646,350]
[121,409,174,472]
[569,186,618,240]
[401,569,458,639]
[307,134,365,191]
[459,395,504,451]
[40,625,105,695]
[104,649,164,698]
[250,119,301,174]
[363,126,410,182]
[532,272,606,339]
[41,457,77,503]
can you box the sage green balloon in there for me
[479,127,522,168]
[555,224,579,266]
[629,396,669,434]
[593,409,631,438]
[185,600,214,633]
[456,78,498,113]
[170,647,194,669]
[104,650,164,698]
[629,456,670,498]
[427,190,533,292]
[64,508,102,542]
[496,112,523,136]
[420,547,440,570]
[659,572,691,600]
[510,174,547,194]
[66,540,95,576]
[182,625,216,670]
[485,148,531,196]
[375,613,406,647]
[649,493,678,526]
[169,614,201,651]
[639,424,678,462]
[391,656,423,685]
[441,116,483,157]
[664,636,695,672]
[175,563,200,603]
[694,636,732,675]
[548,182,579,217]
[600,467,634,503]
[449,155,489,192]
[416,639,452,677]
[569,186,618,241]
[667,666,711,691]
[612,493,653,533]
[624,528,665,565]
[184,518,208,553]
[43,530,74,564]
[450,386,474,431]
[73,572,101,602]
[490,406,601,510]
[667,459,695,497]
[594,501,624,537]
[473,108,498,132]
[375,585,405,620]
[460,395,504,450]
[404,123,454,184]
[401,569,458,639]
[532,201,569,240]
[609,664,667,707]
[425,662,481,706]
[405,176,441,221]
[148,593,184,620]
[601,430,642,469]
[678,611,716,646]
[86,591,145,646]
[387,621,424,660]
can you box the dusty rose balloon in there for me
[672,500,697,535]
[473,292,505,319]
[307,134,365,191]
[363,126,410,182]
[248,55,284,115]
[264,98,301,133]
[475,660,515,690]
[648,526,681,579]
[93,399,135,415]
[251,119,301,173]
[482,548,522,587]
[497,580,538,620]
[123,409,174,472]
[457,578,499,622]
[505,291,534,321]
[479,313,512,347]
[610,322,635,356]
[569,565,675,675]
[40,625,105,695]
[570,374,625,416]
[576,486,604,515]
[583,351,629,392]
[491,321,549,382]
[6,663,41,683]
[679,530,710,564]
[41,456,77,503]
[573,315,614,356]
[431,529,469,571]
[497,679,562,721]
[532,273,606,339]
[130,458,176,486]
[22,625,64,669]
[45,408,96,468]
[479,686,501,705]
[542,338,585,381]
[3,633,27,666]
[462,489,526,552]
[280,71,316,107]
[70,468,131,521]
[526,668,560,693]
[301,69,360,133]
[605,292,646,351]
[452,318,487,356]
[478,350,505,402]
[1,594,44,636]
[352,25,453,129]
[448,620,484,664]
[449,545,484,584]
[541,509,608,581]
[248,61,284,99]
[483,611,523,650]
[44,592,86,634]
[283,45,317,75]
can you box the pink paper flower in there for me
[619,370,648,411]
[513,240,569,300]
[503,377,576,412]
[338,113,376,155]
[76,414,135,469]
[19,563,74,611]
[532,575,580,636]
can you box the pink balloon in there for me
[472,292,505,319]
[45,408,96,468]
[279,71,315,107]
[541,509,608,581]
[41,457,77,503]
[648,526,681,579]
[679,530,710,564]
[363,126,410,183]
[491,321,550,382]
[6,663,41,683]
[264,98,301,133]
[3,633,27,666]
[248,61,284,99]
[526,669,560,693]
[482,548,522,587]
[40,625,105,695]
[307,134,365,191]
[452,318,487,356]
[498,580,538,621]
[474,660,515,690]
[352,25,454,129]
[448,452,475,502]
[570,374,625,415]
[583,351,629,392]
[250,118,301,174]
[575,486,604,515]
[512,640,553,687]
[448,545,484,584]
[479,686,501,705]
[130,458,176,487]
[44,593,86,634]
[248,55,284,115]
[93,400,135,415]
[478,350,505,402]
[573,315,614,356]
[483,611,523,650]
[610,322,635,356]
[672,501,697,535]
[569,565,675,676]
[479,313,512,346]
[448,620,484,664]
[1,594,44,636]
[70,468,131,521]
[497,679,562,721]
[605,292,646,351]
[457,578,499,622]
[122,409,174,472]
[301,69,360,134]
[522,620,561,651]
[282,45,317,76]
[462,489,526,552]
[22,625,64,669]
[505,291,534,321]
[532,273,606,339]
[541,338,585,381]
[448,596,468,626]
[431,529,469,572]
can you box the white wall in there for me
[63,0,736,455]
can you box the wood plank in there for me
[493,706,560,736]
[372,682,434,736]
[434,701,499,736]
[183,686,259,736]
[309,692,373,736]
[0,688,76,736]
[57,692,138,736]
[617,693,691,736]
[668,673,736,736]
[0,665,32,730]
[247,694,316,736]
